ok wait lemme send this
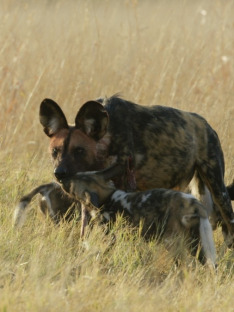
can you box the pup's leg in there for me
[13,183,57,228]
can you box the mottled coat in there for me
[39,95,234,246]
[61,167,217,268]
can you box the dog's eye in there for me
[52,148,59,159]
[73,147,85,158]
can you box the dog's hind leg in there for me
[13,182,59,228]
[227,180,234,200]
[187,226,207,265]
[195,126,234,247]
[189,172,219,230]
[197,162,234,248]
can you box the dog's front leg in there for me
[126,155,136,191]
[80,202,88,238]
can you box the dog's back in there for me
[105,189,203,233]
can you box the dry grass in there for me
[0,0,234,311]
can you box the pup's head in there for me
[61,164,122,208]
[39,98,109,181]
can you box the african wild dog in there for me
[60,165,217,268]
[39,95,234,247]
[13,182,80,227]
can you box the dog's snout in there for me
[54,167,68,181]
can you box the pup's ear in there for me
[40,99,68,137]
[84,191,100,208]
[75,101,109,141]
[100,163,125,181]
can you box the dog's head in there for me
[39,99,110,181]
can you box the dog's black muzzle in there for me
[54,167,70,182]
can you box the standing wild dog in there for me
[13,182,80,227]
[39,95,234,247]
[61,165,217,268]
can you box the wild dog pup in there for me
[61,165,216,268]
[13,182,80,227]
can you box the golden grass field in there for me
[0,0,234,311]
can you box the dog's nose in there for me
[54,167,68,181]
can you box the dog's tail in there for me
[199,217,217,269]
[13,183,58,228]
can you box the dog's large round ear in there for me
[40,99,69,137]
[75,101,109,140]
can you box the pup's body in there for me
[61,166,216,268]
[13,179,233,230]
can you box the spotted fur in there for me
[61,167,217,268]
[39,95,234,247]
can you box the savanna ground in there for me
[0,0,234,311]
